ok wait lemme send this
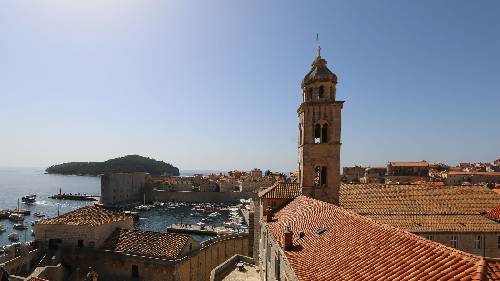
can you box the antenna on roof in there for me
[316,33,321,57]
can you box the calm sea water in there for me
[0,168,232,247]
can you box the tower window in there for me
[314,166,327,187]
[321,124,328,143]
[314,124,321,144]
[318,86,324,98]
[307,88,313,100]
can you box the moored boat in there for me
[8,232,19,241]
[9,213,24,222]
[21,194,37,204]
[13,223,28,230]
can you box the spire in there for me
[316,33,321,57]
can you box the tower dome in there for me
[301,47,337,87]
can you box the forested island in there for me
[45,155,180,176]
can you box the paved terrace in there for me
[210,255,259,281]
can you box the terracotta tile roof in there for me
[38,206,130,226]
[448,171,500,176]
[340,184,500,215]
[258,182,301,199]
[389,161,429,167]
[101,228,191,259]
[267,196,500,281]
[486,205,500,221]
[367,214,500,232]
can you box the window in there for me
[321,124,328,143]
[132,265,139,278]
[321,167,327,186]
[307,88,313,100]
[275,256,281,281]
[314,124,321,144]
[474,235,481,250]
[318,86,324,98]
[314,166,327,187]
[77,240,84,248]
[450,235,458,248]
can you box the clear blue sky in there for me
[1,0,499,171]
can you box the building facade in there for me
[298,47,343,204]
[101,172,148,207]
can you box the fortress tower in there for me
[298,46,344,204]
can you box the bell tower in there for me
[298,46,344,204]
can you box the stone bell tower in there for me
[298,46,344,204]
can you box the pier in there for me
[48,194,98,201]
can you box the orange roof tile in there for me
[486,205,500,221]
[267,196,500,281]
[448,171,500,176]
[340,184,500,215]
[101,228,192,259]
[38,206,130,226]
[258,182,301,199]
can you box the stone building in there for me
[359,167,386,183]
[101,172,148,207]
[258,196,500,281]
[298,46,343,204]
[386,161,430,184]
[35,206,133,248]
[444,171,500,186]
[257,182,301,217]
[342,166,366,183]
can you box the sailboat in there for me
[134,193,152,211]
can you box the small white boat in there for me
[33,212,46,218]
[9,213,24,222]
[13,223,28,230]
[196,221,205,226]
[208,212,220,217]
[8,233,19,241]
[135,205,151,211]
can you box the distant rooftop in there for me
[38,206,130,226]
[101,228,193,260]
[258,182,301,199]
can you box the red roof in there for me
[266,196,500,281]
[258,182,301,199]
[486,205,500,220]
[448,171,500,176]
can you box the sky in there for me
[0,0,499,172]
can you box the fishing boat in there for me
[8,213,24,222]
[33,212,46,218]
[21,194,37,204]
[8,233,19,241]
[13,223,28,230]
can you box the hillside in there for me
[45,155,180,176]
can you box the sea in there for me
[0,167,230,247]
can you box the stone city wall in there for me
[177,234,249,281]
[149,190,255,203]
[0,248,42,277]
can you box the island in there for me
[45,155,180,176]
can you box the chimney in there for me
[283,225,293,251]
[266,208,273,222]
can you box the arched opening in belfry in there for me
[314,124,321,144]
[314,166,327,187]
[307,88,313,100]
[321,124,329,143]
[318,86,324,99]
